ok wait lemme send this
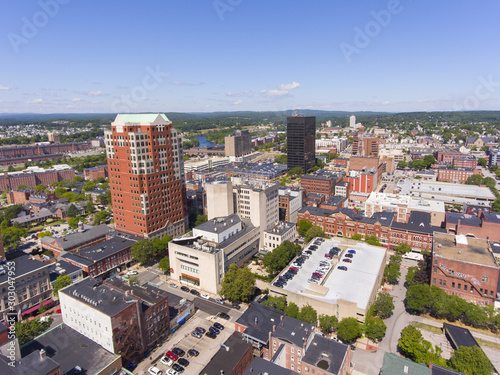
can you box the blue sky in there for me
[0,0,499,114]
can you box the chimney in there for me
[40,349,46,359]
[272,325,276,333]
[254,317,258,325]
[280,314,284,321]
[303,336,307,351]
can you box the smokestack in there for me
[40,349,46,359]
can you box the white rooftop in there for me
[281,239,386,311]
[365,191,445,213]
[112,113,170,126]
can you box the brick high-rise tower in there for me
[105,114,187,238]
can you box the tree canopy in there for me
[297,219,313,236]
[298,304,318,325]
[337,317,362,344]
[319,315,338,334]
[398,325,446,366]
[130,240,156,265]
[448,346,493,375]
[220,264,256,302]
[158,256,170,272]
[53,275,72,297]
[262,240,302,275]
[364,317,387,342]
[372,292,395,319]
[304,225,325,243]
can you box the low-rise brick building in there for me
[445,210,500,242]
[432,232,499,305]
[437,168,481,183]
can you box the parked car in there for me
[345,253,353,258]
[342,259,352,263]
[160,357,173,366]
[191,330,202,339]
[308,278,319,284]
[166,370,178,375]
[172,364,184,373]
[348,249,356,254]
[209,326,220,335]
[195,327,206,334]
[177,358,189,367]
[169,283,178,288]
[213,322,224,331]
[325,253,333,259]
[148,366,162,375]
[187,349,199,357]
[217,312,230,320]
[338,266,348,271]
[180,286,190,292]
[206,331,217,339]
[126,270,138,276]
[231,301,241,310]
[200,293,210,300]
[165,351,178,361]
[172,348,185,357]
[214,298,224,304]
[190,289,200,296]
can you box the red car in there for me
[165,351,178,361]
[289,267,299,272]
[312,272,323,278]
[55,309,61,314]
[325,254,333,259]
[343,259,352,263]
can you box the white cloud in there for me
[234,100,243,105]
[0,85,16,90]
[72,97,81,102]
[87,90,102,97]
[226,90,250,97]
[261,89,288,97]
[66,105,74,108]
[26,98,43,103]
[172,81,204,86]
[279,81,300,90]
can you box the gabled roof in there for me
[381,353,431,375]
[392,211,447,235]
[302,334,349,375]
[236,302,285,345]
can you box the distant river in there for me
[195,136,215,148]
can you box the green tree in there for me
[37,231,52,239]
[304,225,325,243]
[364,317,387,342]
[1,226,27,249]
[220,264,256,302]
[372,292,394,319]
[365,235,382,246]
[68,217,80,229]
[194,214,208,227]
[288,166,303,178]
[17,184,29,190]
[158,256,170,273]
[93,210,110,225]
[397,160,407,169]
[262,240,302,275]
[131,240,156,265]
[466,174,484,185]
[54,187,67,197]
[492,197,500,212]
[261,296,287,311]
[152,235,172,255]
[423,155,436,168]
[53,274,72,297]
[15,317,53,345]
[395,243,411,254]
[319,315,338,334]
[67,204,78,218]
[274,154,287,164]
[398,325,446,366]
[477,158,487,168]
[34,184,47,192]
[337,317,362,344]
[83,180,96,192]
[297,219,313,236]
[384,263,401,284]
[298,304,318,325]
[284,302,299,318]
[73,176,84,183]
[406,266,419,286]
[86,201,95,213]
[350,234,362,240]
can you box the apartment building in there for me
[263,222,297,251]
[437,168,481,183]
[105,113,187,238]
[278,187,304,223]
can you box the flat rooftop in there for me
[366,192,445,213]
[399,179,495,202]
[433,232,498,268]
[0,253,50,285]
[279,239,386,311]
[20,324,120,375]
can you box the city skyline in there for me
[1,1,499,114]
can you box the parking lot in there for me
[273,238,344,291]
[20,223,71,254]
[147,311,235,375]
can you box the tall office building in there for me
[286,115,316,173]
[105,113,187,238]
[225,130,252,157]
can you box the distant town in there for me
[0,110,500,375]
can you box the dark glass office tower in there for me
[286,116,316,173]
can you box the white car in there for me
[200,293,210,300]
[160,356,173,366]
[214,298,224,304]
[148,366,163,375]
[126,270,138,276]
[166,369,178,375]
